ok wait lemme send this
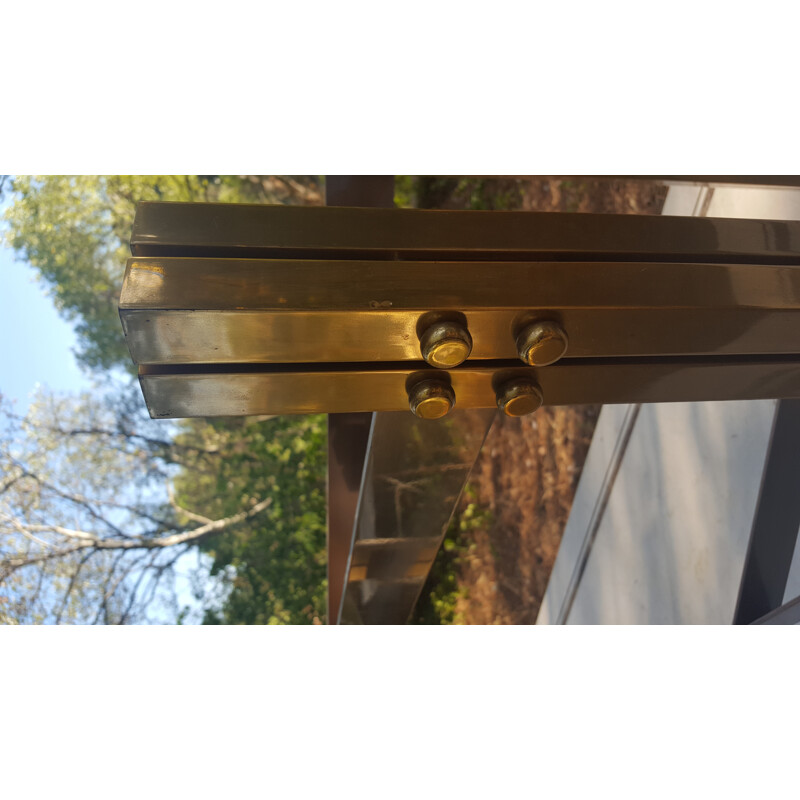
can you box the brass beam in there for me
[120,257,800,366]
[129,203,800,264]
[138,356,800,418]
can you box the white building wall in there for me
[538,183,800,624]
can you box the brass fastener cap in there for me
[419,321,473,369]
[516,321,568,366]
[496,378,543,418]
[408,379,456,420]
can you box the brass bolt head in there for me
[516,321,568,366]
[496,378,543,418]
[408,379,456,420]
[419,321,473,369]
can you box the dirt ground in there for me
[418,178,668,624]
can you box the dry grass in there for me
[456,406,599,623]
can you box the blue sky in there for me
[0,192,91,408]
[0,187,208,622]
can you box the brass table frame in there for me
[118,176,800,624]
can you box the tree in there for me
[173,413,328,624]
[1,175,329,624]
[0,385,327,624]
[2,175,322,371]
[0,386,261,623]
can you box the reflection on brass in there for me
[516,321,569,366]
[138,357,800,419]
[123,197,800,627]
[408,379,455,419]
[419,320,473,368]
[120,257,800,365]
[131,202,800,264]
[497,378,543,417]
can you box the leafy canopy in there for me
[2,175,330,624]
[2,175,320,371]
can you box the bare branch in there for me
[28,421,220,458]
[1,497,272,578]
[5,456,128,539]
[16,522,98,542]
[167,484,213,525]
[6,516,54,549]
[104,551,152,625]
[54,550,94,624]
[3,405,223,460]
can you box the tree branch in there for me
[1,497,272,578]
[167,484,213,525]
[54,550,94,624]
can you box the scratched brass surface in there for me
[120,258,800,312]
[338,410,495,625]
[138,357,800,418]
[130,203,800,263]
[119,257,800,365]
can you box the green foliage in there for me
[410,485,492,625]
[1,176,298,371]
[4,176,127,370]
[2,175,331,624]
[0,385,330,625]
[393,176,418,208]
[412,177,525,211]
[416,176,460,208]
[172,414,328,624]
[5,175,503,625]
[454,178,523,211]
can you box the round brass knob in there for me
[496,378,543,418]
[516,321,568,366]
[408,379,456,420]
[419,321,473,369]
